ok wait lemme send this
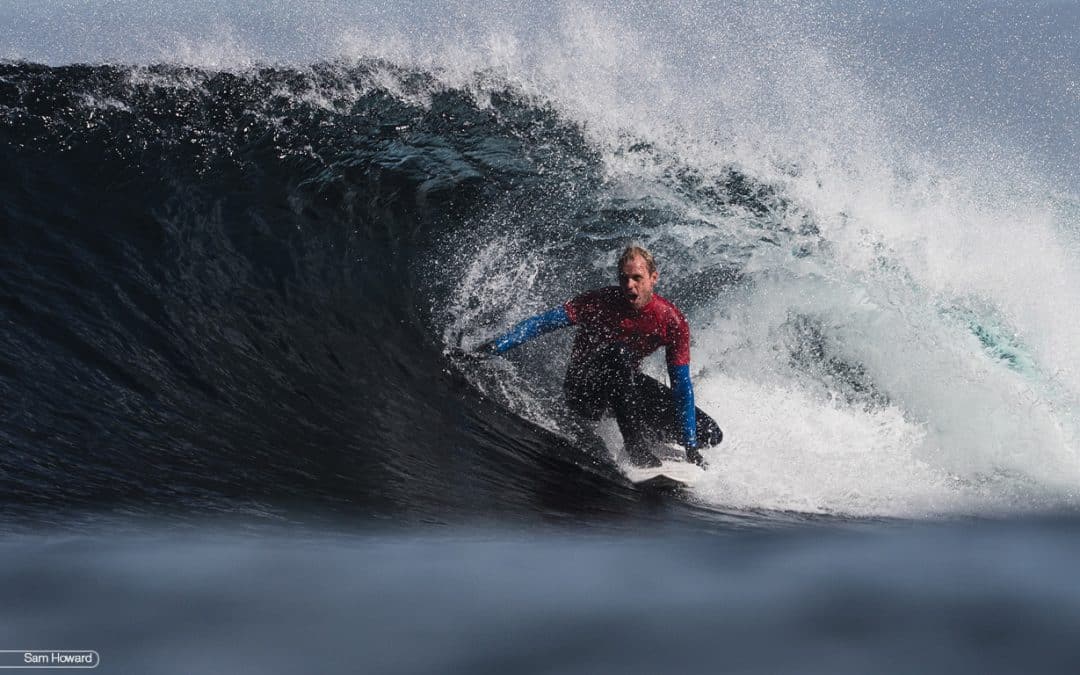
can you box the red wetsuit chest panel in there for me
[563,287,690,367]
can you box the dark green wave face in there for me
[0,61,593,524]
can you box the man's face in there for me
[618,255,659,310]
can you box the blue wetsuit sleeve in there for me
[668,364,697,449]
[490,306,572,354]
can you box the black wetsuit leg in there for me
[615,373,723,450]
[565,344,657,465]
[564,344,723,466]
[564,343,626,421]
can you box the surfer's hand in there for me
[448,341,498,363]
[686,446,707,469]
[474,339,500,358]
[448,347,482,363]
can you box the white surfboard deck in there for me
[625,459,706,488]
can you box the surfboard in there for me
[625,459,706,490]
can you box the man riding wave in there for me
[465,245,722,468]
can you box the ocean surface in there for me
[2,1,1079,672]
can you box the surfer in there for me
[464,245,722,468]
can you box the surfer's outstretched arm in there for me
[478,306,572,356]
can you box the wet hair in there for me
[618,244,657,274]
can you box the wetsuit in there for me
[485,287,722,465]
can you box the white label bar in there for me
[0,652,99,669]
